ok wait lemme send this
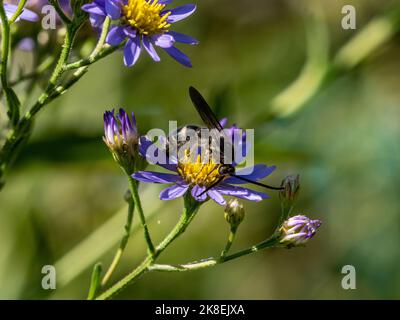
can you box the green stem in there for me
[0,1,19,125]
[155,200,199,254]
[96,255,153,300]
[63,42,124,71]
[96,198,200,300]
[0,25,76,188]
[128,176,155,256]
[220,226,237,258]
[0,18,87,189]
[101,191,135,286]
[87,263,102,300]
[8,0,27,24]
[149,235,280,273]
[221,235,279,263]
[26,27,74,119]
[89,17,111,58]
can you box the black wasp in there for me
[167,86,282,195]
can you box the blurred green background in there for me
[1,0,400,299]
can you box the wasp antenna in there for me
[199,177,225,197]
[232,175,283,191]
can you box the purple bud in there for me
[103,108,140,173]
[279,215,322,247]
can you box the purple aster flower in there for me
[2,3,39,22]
[82,0,198,67]
[132,134,276,206]
[104,108,141,173]
[279,215,322,247]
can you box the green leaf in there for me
[87,263,102,300]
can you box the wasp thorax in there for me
[177,149,223,187]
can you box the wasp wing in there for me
[188,86,234,164]
[189,86,224,131]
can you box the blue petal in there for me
[160,184,189,200]
[163,46,192,68]
[123,26,137,38]
[219,118,228,128]
[143,36,160,62]
[81,2,106,16]
[105,0,122,19]
[132,171,182,184]
[207,190,226,206]
[106,26,126,45]
[165,4,196,23]
[215,184,269,202]
[4,3,39,22]
[224,165,276,184]
[89,13,106,28]
[153,34,175,48]
[191,185,207,202]
[168,31,198,45]
[123,37,142,67]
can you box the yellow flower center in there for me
[122,0,171,36]
[177,150,223,188]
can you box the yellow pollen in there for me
[122,0,171,36]
[177,150,223,188]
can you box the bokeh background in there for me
[1,0,400,299]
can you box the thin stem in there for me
[63,42,124,71]
[149,235,280,273]
[0,14,112,189]
[90,17,111,59]
[49,66,88,98]
[0,55,56,98]
[128,176,155,256]
[0,20,83,188]
[96,199,200,300]
[96,255,153,300]
[0,1,19,125]
[220,226,237,258]
[155,201,199,254]
[101,191,135,286]
[0,2,10,84]
[221,235,280,263]
[8,0,27,24]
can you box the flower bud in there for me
[224,199,245,229]
[279,215,322,247]
[279,174,300,203]
[103,108,140,174]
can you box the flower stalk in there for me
[0,1,19,126]
[128,176,156,257]
[220,227,238,259]
[0,9,118,190]
[96,194,200,300]
[221,199,245,258]
[100,190,135,286]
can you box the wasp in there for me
[166,86,282,195]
